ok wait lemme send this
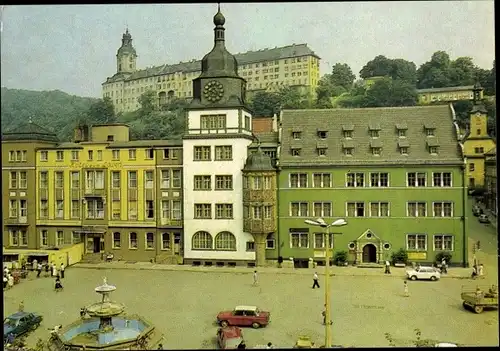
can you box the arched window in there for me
[215,231,236,251]
[192,231,213,250]
[158,91,167,106]
[266,233,275,249]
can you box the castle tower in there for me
[116,29,137,74]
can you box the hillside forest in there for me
[1,51,496,141]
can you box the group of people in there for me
[3,266,15,290]
[31,260,66,279]
[471,263,484,279]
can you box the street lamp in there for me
[304,218,347,348]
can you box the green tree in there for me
[359,55,393,78]
[330,63,356,90]
[87,97,115,124]
[391,59,417,84]
[277,86,313,109]
[249,91,281,117]
[448,57,476,86]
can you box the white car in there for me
[406,267,441,281]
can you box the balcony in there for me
[159,218,183,227]
[243,218,276,234]
[5,217,29,226]
[83,188,105,197]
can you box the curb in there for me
[71,263,470,279]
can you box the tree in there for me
[330,63,356,90]
[137,90,157,115]
[277,85,313,109]
[359,55,393,79]
[448,57,476,86]
[87,97,115,124]
[391,59,417,84]
[249,91,281,117]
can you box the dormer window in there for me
[398,139,409,155]
[343,130,352,138]
[426,128,435,136]
[291,148,301,156]
[371,147,381,156]
[107,135,114,141]
[400,147,408,155]
[398,129,406,137]
[342,125,354,139]
[342,140,355,156]
[292,131,301,140]
[344,148,353,156]
[317,131,327,139]
[424,123,436,137]
[426,138,440,155]
[429,146,438,155]
[317,148,327,156]
[370,130,379,138]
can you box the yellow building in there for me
[417,85,483,105]
[103,30,321,113]
[484,147,497,215]
[462,84,496,188]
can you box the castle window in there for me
[317,148,327,156]
[292,132,301,140]
[317,131,327,139]
[425,128,435,136]
[291,148,301,156]
[476,129,481,136]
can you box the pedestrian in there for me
[44,262,50,277]
[32,259,38,271]
[403,280,409,297]
[312,272,320,289]
[471,265,478,279]
[55,277,63,292]
[52,263,58,278]
[3,275,7,289]
[441,258,447,274]
[478,264,484,278]
[19,300,24,312]
[4,265,9,276]
[37,263,42,278]
[416,263,421,272]
[252,270,258,286]
[322,305,326,325]
[60,263,65,279]
[266,342,273,349]
[8,274,14,288]
[384,260,391,274]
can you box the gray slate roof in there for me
[105,44,319,84]
[279,105,463,166]
[2,121,59,142]
[416,85,475,94]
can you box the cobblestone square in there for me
[3,267,499,348]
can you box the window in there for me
[55,171,64,189]
[163,148,179,160]
[88,150,94,160]
[71,200,80,218]
[161,200,170,219]
[370,202,389,217]
[56,151,64,161]
[128,200,137,220]
[253,206,262,219]
[433,202,453,217]
[407,202,427,217]
[97,150,103,160]
[370,172,389,187]
[290,231,309,248]
[400,147,408,155]
[107,135,114,141]
[476,129,481,136]
[264,205,272,218]
[290,202,308,217]
[111,171,120,188]
[215,231,236,250]
[129,149,136,160]
[425,128,435,136]
[172,169,181,188]
[317,131,327,139]
[71,150,79,161]
[290,173,307,188]
[433,172,452,187]
[194,175,211,190]
[398,129,406,137]
[40,151,48,161]
[161,170,170,188]
[9,230,18,246]
[55,200,64,218]
[145,232,154,249]
[145,200,154,219]
[245,115,251,130]
[87,199,104,219]
[266,233,275,249]
[407,234,427,250]
[346,172,364,187]
[371,147,381,156]
[112,150,120,160]
[215,204,233,219]
[215,146,232,160]
[291,148,301,156]
[40,200,48,218]
[314,233,334,249]
[194,146,211,161]
[129,232,138,249]
[246,241,255,251]
[215,175,233,190]
[429,146,438,154]
[317,148,327,156]
[192,231,213,250]
[262,176,272,190]
[194,204,212,219]
[112,232,121,249]
[369,130,379,138]
[313,202,332,217]
[145,171,154,189]
[172,201,181,220]
[407,172,426,187]
[72,231,81,244]
[347,202,365,217]
[19,230,28,246]
[469,163,475,172]
[17,171,27,189]
[292,132,302,139]
[86,170,104,190]
[9,172,17,188]
[200,114,227,130]
[145,148,154,159]
[433,235,453,251]
[40,230,48,246]
[128,171,137,188]
[71,171,80,189]
[343,130,353,138]
[155,233,169,251]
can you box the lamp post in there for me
[304,218,347,348]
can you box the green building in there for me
[275,105,468,267]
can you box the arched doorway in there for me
[362,243,377,263]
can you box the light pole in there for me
[304,218,347,348]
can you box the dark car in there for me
[472,206,482,216]
[478,214,490,223]
[217,326,243,349]
[217,305,270,329]
[4,312,43,342]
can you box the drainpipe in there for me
[461,163,468,268]
[276,169,280,261]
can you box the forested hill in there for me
[1,88,98,140]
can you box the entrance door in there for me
[93,237,101,253]
[174,234,181,255]
[362,244,377,263]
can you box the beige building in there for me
[103,30,321,113]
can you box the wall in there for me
[2,243,84,267]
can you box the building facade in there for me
[417,85,483,105]
[484,147,497,215]
[103,31,320,113]
[276,105,469,267]
[461,84,496,188]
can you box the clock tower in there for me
[182,5,255,266]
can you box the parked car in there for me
[216,326,243,349]
[472,205,482,216]
[406,267,441,281]
[4,312,43,342]
[478,214,490,223]
[217,305,270,329]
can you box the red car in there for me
[216,305,270,329]
[217,326,243,349]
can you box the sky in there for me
[0,2,495,98]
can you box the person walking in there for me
[32,259,38,272]
[478,264,484,278]
[384,260,391,274]
[471,265,478,279]
[44,262,50,277]
[253,270,258,286]
[52,263,58,278]
[7,274,14,289]
[60,263,65,279]
[3,275,7,290]
[441,258,447,274]
[312,272,320,289]
[403,281,409,297]
[322,305,326,325]
[37,262,42,278]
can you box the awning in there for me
[3,252,20,256]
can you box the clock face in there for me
[203,80,224,102]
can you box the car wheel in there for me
[220,321,229,328]
[462,301,468,310]
[252,322,261,329]
[31,323,39,330]
[430,276,437,281]
[410,276,417,281]
[474,306,484,314]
